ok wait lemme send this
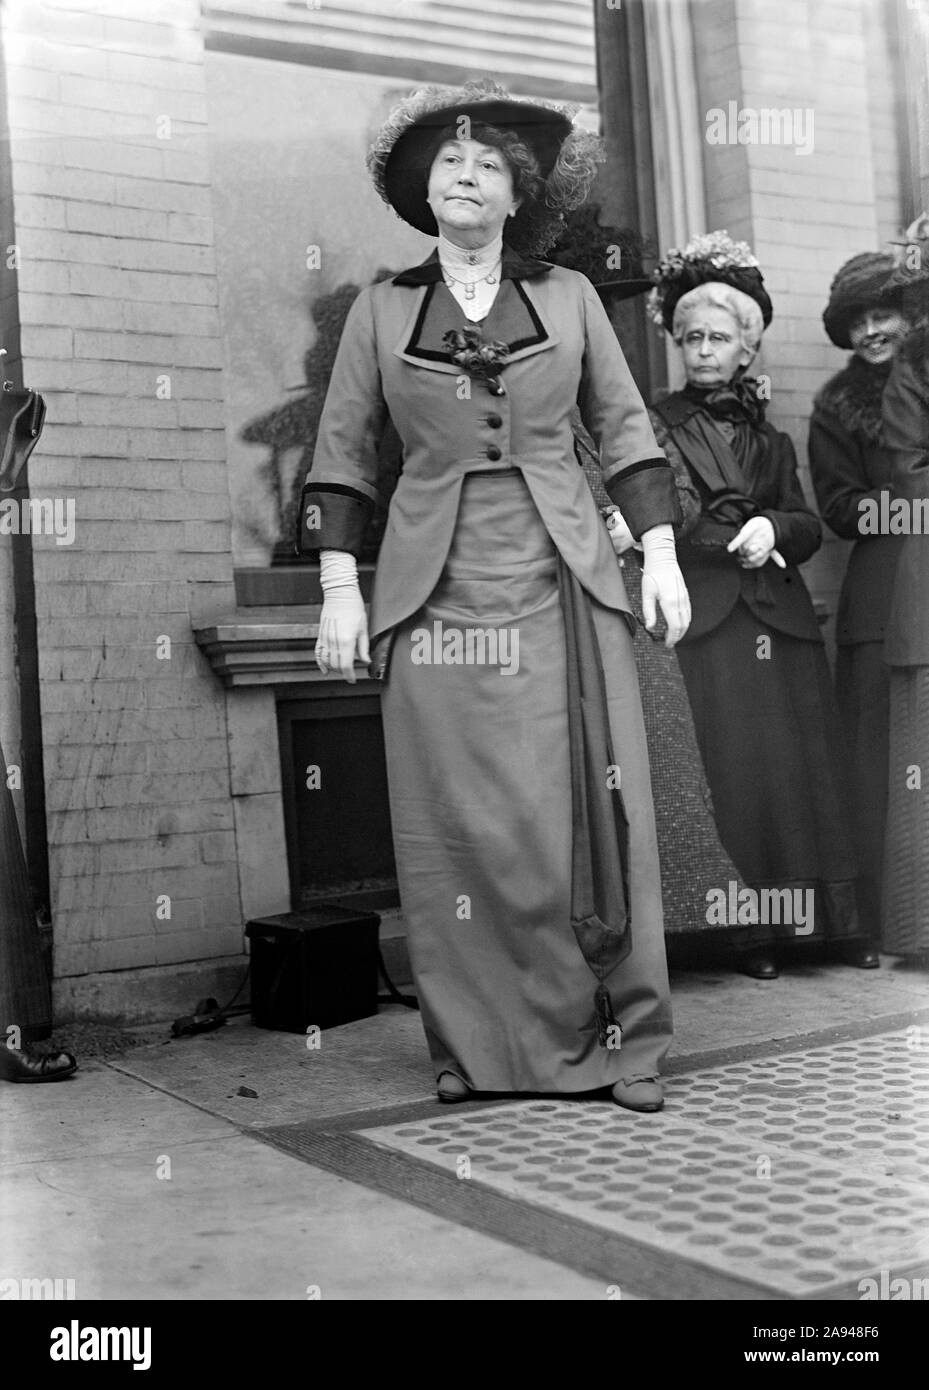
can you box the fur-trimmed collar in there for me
[902,322,929,369]
[813,355,893,445]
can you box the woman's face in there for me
[427,139,520,246]
[679,306,754,388]
[848,308,910,365]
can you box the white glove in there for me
[640,523,691,647]
[726,516,785,569]
[316,549,369,683]
[603,506,636,555]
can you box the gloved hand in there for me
[316,549,369,683]
[602,505,636,555]
[640,523,691,647]
[726,516,784,569]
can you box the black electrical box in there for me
[245,906,380,1034]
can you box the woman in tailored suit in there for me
[298,82,690,1113]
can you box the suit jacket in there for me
[651,392,823,645]
[808,361,901,645]
[299,247,680,644]
[882,349,929,667]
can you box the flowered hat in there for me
[647,231,773,334]
[367,79,603,256]
[822,251,903,349]
[549,206,655,300]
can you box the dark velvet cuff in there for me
[296,483,374,557]
[604,459,682,538]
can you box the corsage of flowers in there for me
[442,326,510,394]
[646,231,760,327]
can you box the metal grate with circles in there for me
[361,1029,929,1296]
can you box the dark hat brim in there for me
[591,276,655,301]
[660,263,773,333]
[383,98,573,240]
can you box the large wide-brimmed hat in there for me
[367,79,602,255]
[822,251,903,348]
[647,231,773,334]
[549,206,654,300]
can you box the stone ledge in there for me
[192,605,370,687]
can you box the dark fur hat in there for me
[822,252,902,349]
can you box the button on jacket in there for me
[300,248,681,645]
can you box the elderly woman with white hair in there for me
[638,234,866,978]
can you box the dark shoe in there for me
[738,954,779,980]
[0,1047,77,1083]
[437,1071,471,1104]
[840,945,881,969]
[611,1078,664,1113]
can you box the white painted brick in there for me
[121,301,219,335]
[102,16,202,61]
[16,259,70,292]
[77,394,179,429]
[121,270,218,307]
[61,137,163,179]
[65,200,169,239]
[107,49,204,93]
[4,65,61,103]
[40,704,225,747]
[49,802,233,844]
[125,427,226,461]
[19,324,73,356]
[116,238,215,273]
[126,363,222,399]
[113,176,211,216]
[21,291,122,328]
[165,211,213,245]
[19,226,120,264]
[14,193,67,230]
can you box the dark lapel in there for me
[392,247,559,373]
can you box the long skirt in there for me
[675,600,862,945]
[835,641,889,942]
[620,557,748,948]
[380,470,672,1093]
[882,666,929,955]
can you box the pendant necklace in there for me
[441,258,502,301]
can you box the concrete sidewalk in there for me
[1,955,927,1300]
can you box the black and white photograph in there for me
[0,0,928,1339]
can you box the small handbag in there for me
[0,388,47,492]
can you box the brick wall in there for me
[692,0,903,643]
[0,0,248,987]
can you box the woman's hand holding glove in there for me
[640,523,691,647]
[316,549,369,683]
[602,505,636,555]
[726,516,785,569]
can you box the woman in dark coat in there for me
[808,253,910,961]
[298,82,690,1111]
[551,212,751,955]
[880,216,929,958]
[645,233,869,977]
